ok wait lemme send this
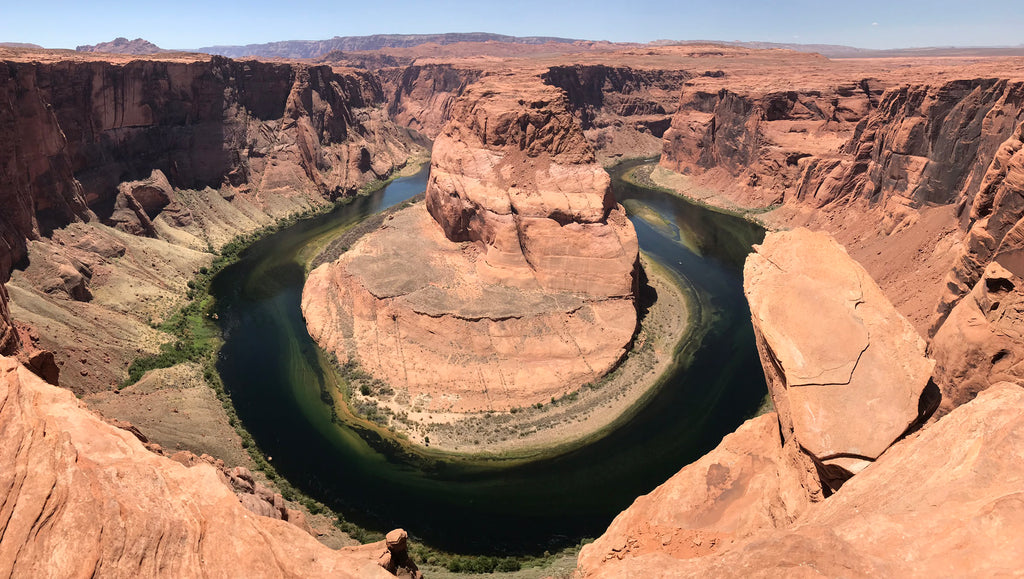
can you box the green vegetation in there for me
[411,538,593,575]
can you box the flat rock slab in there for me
[744,229,934,464]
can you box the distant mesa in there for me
[76,37,166,55]
[0,42,43,50]
[197,32,582,59]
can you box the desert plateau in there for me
[3,2,1024,577]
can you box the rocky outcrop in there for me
[931,261,1024,415]
[577,412,814,573]
[303,76,639,412]
[377,529,422,578]
[108,169,176,236]
[744,229,935,488]
[0,355,396,577]
[578,382,1024,578]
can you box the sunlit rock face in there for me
[303,76,640,412]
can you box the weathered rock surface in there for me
[578,383,1024,578]
[744,229,934,484]
[931,260,1024,415]
[934,120,1024,333]
[577,413,814,574]
[304,76,639,411]
[0,355,395,577]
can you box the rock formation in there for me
[578,382,1024,578]
[303,76,639,412]
[744,230,935,488]
[579,229,1024,578]
[76,37,167,55]
[931,261,1024,415]
[0,355,397,578]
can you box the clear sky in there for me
[1,0,1021,50]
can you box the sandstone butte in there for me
[302,75,640,412]
[2,41,1024,576]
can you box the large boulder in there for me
[743,229,935,485]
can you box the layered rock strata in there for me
[304,77,639,412]
[0,53,418,393]
[0,355,395,578]
[744,229,935,486]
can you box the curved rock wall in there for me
[0,55,417,364]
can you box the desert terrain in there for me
[2,33,1024,576]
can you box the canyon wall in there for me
[0,54,418,390]
[541,65,691,159]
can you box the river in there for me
[211,159,766,554]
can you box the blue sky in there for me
[2,0,1021,50]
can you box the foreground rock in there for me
[577,413,813,573]
[304,76,639,412]
[578,382,1024,577]
[0,355,395,577]
[744,229,935,486]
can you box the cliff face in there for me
[0,55,416,378]
[660,78,1024,213]
[379,63,482,138]
[660,79,885,206]
[303,76,639,413]
[541,65,691,159]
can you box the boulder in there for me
[743,229,935,486]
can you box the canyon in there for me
[1,38,1024,576]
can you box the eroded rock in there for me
[744,229,935,486]
[303,76,640,412]
[931,261,1024,415]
